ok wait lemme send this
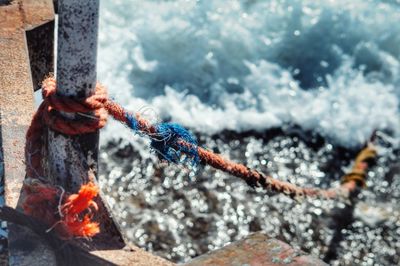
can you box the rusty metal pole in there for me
[48,0,100,191]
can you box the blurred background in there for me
[96,0,400,265]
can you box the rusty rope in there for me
[23,77,377,238]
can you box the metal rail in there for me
[49,0,100,191]
[49,0,128,253]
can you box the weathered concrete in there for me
[184,232,327,266]
[91,248,175,266]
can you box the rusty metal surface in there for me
[1,205,176,266]
[184,232,327,266]
[8,224,57,266]
[1,206,113,266]
[0,1,35,210]
[0,1,58,265]
[48,0,128,251]
[56,0,99,99]
[49,0,101,192]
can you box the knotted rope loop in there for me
[23,77,107,238]
[41,77,108,135]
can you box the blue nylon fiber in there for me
[126,113,139,131]
[151,123,199,166]
[125,113,199,166]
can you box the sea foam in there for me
[98,0,400,147]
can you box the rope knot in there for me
[41,77,108,135]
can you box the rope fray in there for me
[22,178,99,238]
[23,77,378,239]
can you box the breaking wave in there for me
[98,0,400,147]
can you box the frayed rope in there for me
[126,113,200,166]
[23,178,100,238]
[23,77,377,240]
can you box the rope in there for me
[22,178,99,238]
[23,77,377,239]
[24,77,108,238]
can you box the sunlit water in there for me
[99,131,399,265]
[97,0,400,264]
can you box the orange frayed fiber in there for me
[62,181,99,216]
[59,181,100,238]
[22,179,100,238]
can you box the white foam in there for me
[98,0,400,147]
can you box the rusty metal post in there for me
[48,0,100,191]
[49,0,129,251]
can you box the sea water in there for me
[97,0,400,265]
